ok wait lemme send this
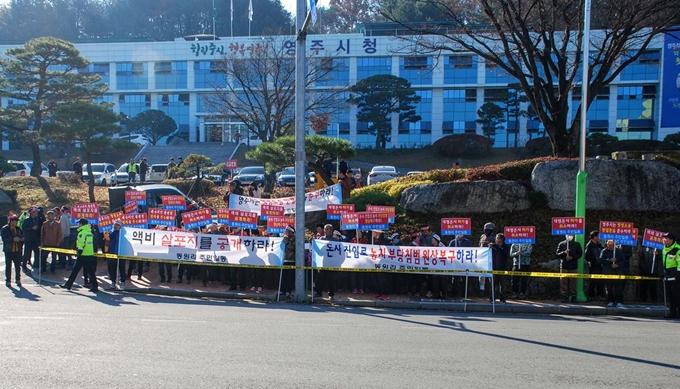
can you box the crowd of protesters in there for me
[1,205,676,315]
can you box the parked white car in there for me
[82,163,118,186]
[3,160,49,177]
[367,165,399,186]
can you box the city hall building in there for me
[1,25,680,149]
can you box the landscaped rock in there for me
[400,180,531,214]
[531,160,680,211]
[0,189,12,204]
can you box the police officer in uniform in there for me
[662,232,680,319]
[60,219,98,292]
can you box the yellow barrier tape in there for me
[39,247,661,280]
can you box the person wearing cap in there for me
[61,219,98,292]
[556,234,583,303]
[106,220,126,290]
[41,210,63,274]
[419,225,435,246]
[59,206,74,270]
[661,232,680,318]
[139,158,149,183]
[167,158,176,179]
[598,239,627,308]
[2,215,25,287]
[177,156,183,167]
[280,225,296,297]
[21,207,41,270]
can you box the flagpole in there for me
[248,0,253,37]
[230,0,234,37]
[212,0,216,40]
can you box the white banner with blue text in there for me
[229,184,342,215]
[312,240,493,276]
[118,227,284,266]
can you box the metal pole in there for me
[574,0,592,303]
[212,0,216,39]
[293,0,309,303]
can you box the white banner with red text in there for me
[311,240,493,276]
[118,227,284,266]
[229,184,341,215]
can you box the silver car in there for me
[367,165,399,185]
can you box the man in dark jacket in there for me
[47,157,58,177]
[21,207,41,270]
[638,246,661,303]
[72,157,83,176]
[489,233,510,303]
[2,215,25,286]
[106,220,126,290]
[556,235,583,303]
[139,158,149,183]
[599,239,627,307]
[584,230,605,300]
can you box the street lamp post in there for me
[574,0,592,303]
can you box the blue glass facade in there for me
[78,63,109,85]
[316,58,349,87]
[400,56,432,85]
[443,89,478,134]
[357,57,391,80]
[158,93,190,135]
[194,61,226,88]
[444,55,477,85]
[155,61,187,90]
[116,62,148,90]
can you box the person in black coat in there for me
[584,231,605,300]
[556,235,583,303]
[72,157,83,176]
[489,233,510,303]
[2,215,25,286]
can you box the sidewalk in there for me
[5,256,668,318]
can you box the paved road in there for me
[1,280,677,388]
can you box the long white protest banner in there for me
[118,227,284,266]
[229,184,342,215]
[312,240,493,276]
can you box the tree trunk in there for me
[30,144,42,177]
[86,154,95,203]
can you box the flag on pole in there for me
[230,0,233,22]
[248,0,253,22]
[310,0,317,26]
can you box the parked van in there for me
[108,184,199,214]
[148,164,168,182]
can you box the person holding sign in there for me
[489,233,510,304]
[661,233,680,318]
[599,239,627,307]
[510,242,532,299]
[556,235,582,303]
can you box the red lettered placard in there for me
[225,159,238,169]
[124,201,138,214]
[504,226,536,244]
[162,195,186,210]
[148,208,176,227]
[643,228,666,249]
[551,217,585,235]
[216,208,230,224]
[227,209,258,229]
[261,204,285,220]
[440,218,472,236]
[327,203,355,220]
[99,211,123,231]
[267,216,295,233]
[181,208,213,230]
[366,205,395,222]
[71,202,99,224]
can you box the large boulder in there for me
[400,180,531,214]
[531,160,680,211]
[0,189,12,204]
